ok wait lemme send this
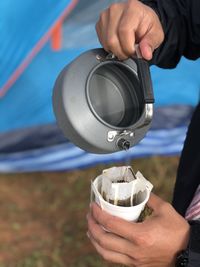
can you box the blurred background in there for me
[0,0,200,266]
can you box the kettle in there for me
[53,48,154,154]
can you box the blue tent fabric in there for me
[0,105,194,153]
[0,43,85,132]
[0,126,189,172]
[0,105,194,172]
[0,0,200,172]
[0,0,75,95]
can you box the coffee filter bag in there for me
[101,166,137,205]
[91,166,153,221]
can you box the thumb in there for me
[147,193,165,212]
[139,37,155,60]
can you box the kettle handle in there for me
[133,44,154,103]
[135,58,154,103]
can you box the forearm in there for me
[141,0,200,68]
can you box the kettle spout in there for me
[117,138,130,151]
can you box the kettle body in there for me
[53,48,154,154]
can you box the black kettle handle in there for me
[135,58,154,103]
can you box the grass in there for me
[0,155,179,267]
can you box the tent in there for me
[0,0,200,172]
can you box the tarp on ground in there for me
[0,0,200,172]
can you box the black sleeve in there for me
[187,221,200,267]
[140,0,200,68]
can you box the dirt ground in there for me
[0,156,179,267]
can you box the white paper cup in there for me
[91,172,152,222]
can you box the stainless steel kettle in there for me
[53,48,154,154]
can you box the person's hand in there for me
[96,0,164,60]
[87,193,190,267]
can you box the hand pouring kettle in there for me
[53,48,154,154]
